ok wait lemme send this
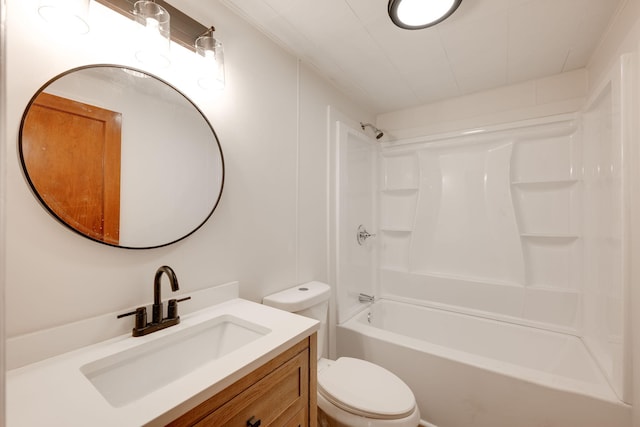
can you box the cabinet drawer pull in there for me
[246,416,261,427]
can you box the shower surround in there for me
[379,116,581,333]
[331,57,632,427]
[378,108,627,401]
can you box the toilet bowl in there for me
[263,282,420,427]
[317,357,420,426]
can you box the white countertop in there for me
[7,298,318,426]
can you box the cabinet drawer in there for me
[282,408,306,427]
[196,349,309,426]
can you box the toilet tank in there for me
[263,281,331,358]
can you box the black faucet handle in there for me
[117,306,147,330]
[167,296,191,319]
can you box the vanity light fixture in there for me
[37,0,91,35]
[132,1,171,68]
[195,27,225,90]
[388,0,462,30]
[95,0,224,88]
[95,0,212,53]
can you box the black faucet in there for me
[117,265,191,337]
[152,265,179,324]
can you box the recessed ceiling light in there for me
[388,0,462,30]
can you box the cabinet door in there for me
[196,349,309,426]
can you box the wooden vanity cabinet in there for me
[167,333,317,427]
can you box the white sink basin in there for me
[80,314,270,407]
[8,292,320,427]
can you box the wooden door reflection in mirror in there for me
[21,92,122,245]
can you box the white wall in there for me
[3,0,372,349]
[297,66,376,286]
[0,0,7,421]
[587,0,640,421]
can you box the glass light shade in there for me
[38,0,90,35]
[133,1,171,68]
[388,0,462,30]
[195,35,225,90]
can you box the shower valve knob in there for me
[357,224,376,245]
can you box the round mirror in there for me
[19,65,224,249]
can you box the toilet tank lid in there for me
[262,281,330,312]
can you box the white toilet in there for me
[263,281,421,427]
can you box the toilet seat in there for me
[318,357,416,420]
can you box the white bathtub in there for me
[336,299,631,427]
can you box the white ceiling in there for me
[221,0,622,115]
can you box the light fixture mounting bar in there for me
[95,0,209,52]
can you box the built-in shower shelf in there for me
[511,179,579,187]
[380,227,413,233]
[378,267,409,273]
[381,187,419,193]
[526,285,580,294]
[520,234,580,241]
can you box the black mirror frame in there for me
[18,64,225,250]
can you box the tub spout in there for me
[359,293,375,303]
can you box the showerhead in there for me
[360,122,384,140]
